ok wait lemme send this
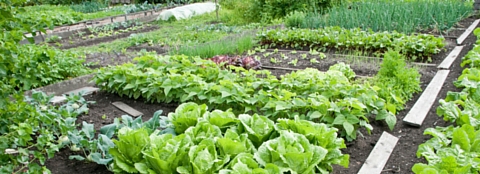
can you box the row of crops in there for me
[17,0,207,29]
[0,0,477,173]
[413,29,480,173]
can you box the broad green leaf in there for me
[343,122,354,136]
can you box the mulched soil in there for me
[44,16,479,174]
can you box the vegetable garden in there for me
[1,0,479,173]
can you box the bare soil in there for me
[83,52,138,69]
[47,25,160,49]
[44,16,479,174]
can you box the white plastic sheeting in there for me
[157,2,217,21]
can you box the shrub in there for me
[284,11,306,28]
[247,0,344,22]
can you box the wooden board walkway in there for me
[403,70,450,126]
[358,132,399,174]
[438,46,464,69]
[112,101,143,117]
[457,19,480,45]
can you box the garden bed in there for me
[23,8,478,174]
[39,29,477,174]
[51,25,160,49]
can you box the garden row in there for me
[413,29,480,173]
[258,27,445,62]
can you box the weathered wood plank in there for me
[358,132,399,174]
[438,46,464,69]
[63,87,99,96]
[112,101,143,117]
[49,96,67,104]
[457,19,480,45]
[403,70,450,126]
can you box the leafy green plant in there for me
[374,50,421,114]
[0,91,93,173]
[3,44,90,90]
[69,1,109,13]
[288,59,299,66]
[255,130,328,173]
[17,5,84,27]
[258,27,445,61]
[169,103,208,134]
[110,127,150,173]
[94,54,394,141]
[413,125,480,173]
[329,63,355,80]
[413,26,480,174]
[106,102,348,173]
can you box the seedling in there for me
[274,48,279,53]
[309,49,320,55]
[270,58,278,63]
[247,50,256,56]
[310,58,319,64]
[288,59,298,66]
[319,53,326,60]
[45,35,62,43]
[263,52,272,57]
[301,53,308,59]
[290,50,297,54]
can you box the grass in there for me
[169,35,256,58]
[289,0,472,34]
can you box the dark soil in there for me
[251,50,438,78]
[43,16,479,174]
[83,52,138,69]
[48,25,159,49]
[127,44,169,54]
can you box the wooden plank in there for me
[358,132,399,174]
[403,70,450,126]
[457,19,480,45]
[438,46,464,69]
[112,101,143,117]
[49,96,67,104]
[63,86,99,96]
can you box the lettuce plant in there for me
[105,102,349,174]
[275,117,349,171]
[254,130,328,174]
[238,114,276,147]
[177,139,230,174]
[413,125,480,173]
[110,127,150,173]
[219,153,280,174]
[217,129,256,158]
[169,103,208,134]
[184,121,222,144]
[204,109,239,130]
[139,134,193,174]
